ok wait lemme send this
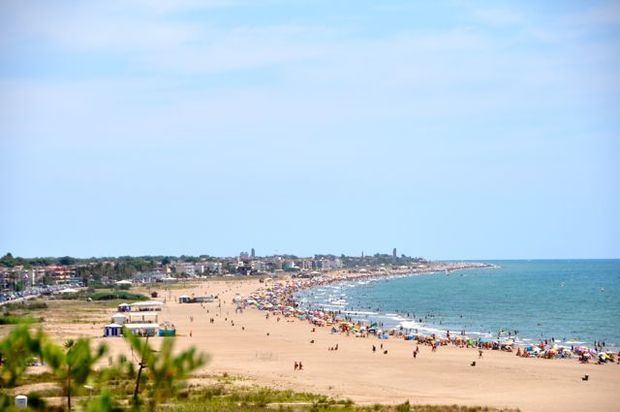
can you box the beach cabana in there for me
[129,312,158,323]
[117,303,131,312]
[104,323,123,337]
[159,321,176,337]
[124,323,158,337]
[178,295,192,303]
[159,328,176,337]
[111,313,128,325]
[130,301,164,312]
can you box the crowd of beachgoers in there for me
[242,264,619,366]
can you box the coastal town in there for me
[0,249,427,301]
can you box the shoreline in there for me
[245,263,617,363]
[15,273,620,411]
[164,275,620,411]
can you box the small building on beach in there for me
[117,303,131,312]
[129,312,158,324]
[111,313,129,325]
[124,323,158,337]
[178,295,214,304]
[158,321,176,336]
[103,323,123,337]
[130,301,164,312]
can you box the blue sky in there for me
[1,0,619,259]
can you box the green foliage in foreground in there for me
[0,323,108,410]
[0,322,207,411]
[43,337,108,410]
[122,329,208,411]
[0,324,46,387]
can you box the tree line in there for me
[0,253,219,269]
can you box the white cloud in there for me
[1,0,618,149]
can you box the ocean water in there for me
[295,260,620,349]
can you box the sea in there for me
[294,260,620,350]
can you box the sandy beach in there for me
[43,276,620,412]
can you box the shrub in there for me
[87,291,148,301]
[3,301,48,311]
[0,315,43,324]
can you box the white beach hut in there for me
[129,312,158,324]
[111,313,128,325]
[130,301,164,312]
[117,303,131,312]
[178,295,192,303]
[104,323,123,337]
[124,323,158,337]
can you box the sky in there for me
[1,0,619,260]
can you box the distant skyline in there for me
[1,1,619,259]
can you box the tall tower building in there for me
[392,248,397,259]
[251,248,255,258]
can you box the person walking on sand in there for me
[294,361,298,371]
[372,345,376,353]
[479,350,483,358]
[298,362,303,370]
